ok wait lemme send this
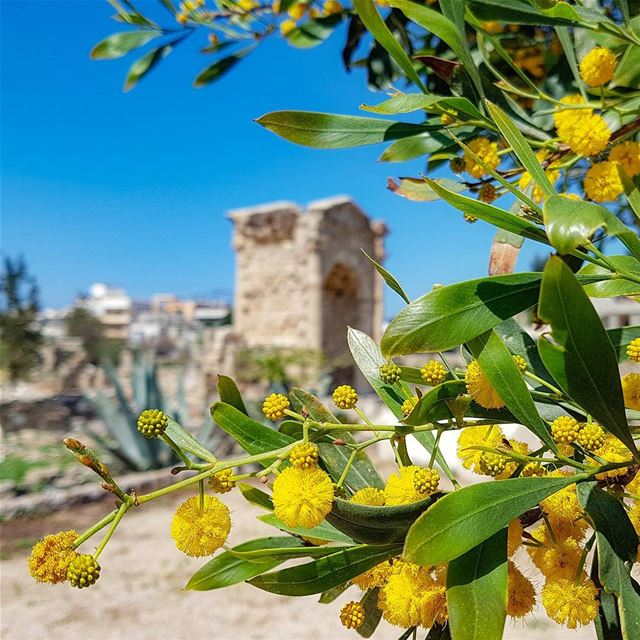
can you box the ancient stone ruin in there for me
[228,196,387,386]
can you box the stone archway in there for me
[322,263,359,387]
[226,198,386,388]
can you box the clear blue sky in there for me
[1,0,541,317]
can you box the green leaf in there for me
[591,549,624,640]
[422,178,549,243]
[259,513,355,544]
[468,331,556,450]
[124,43,173,91]
[165,418,217,463]
[289,387,339,423]
[194,46,254,87]
[468,0,585,25]
[380,132,455,162]
[109,0,160,28]
[475,46,548,140]
[402,380,465,426]
[157,0,177,14]
[327,495,438,544]
[286,15,341,48]
[238,483,273,510]
[613,44,640,88]
[91,30,160,60]
[618,167,640,222]
[387,177,466,202]
[577,481,637,567]
[554,27,586,101]
[275,0,296,13]
[278,419,306,439]
[440,0,484,99]
[357,588,383,638]
[184,537,301,590]
[398,366,424,385]
[475,32,541,109]
[217,374,248,415]
[352,0,427,92]
[618,0,631,23]
[494,318,554,385]
[289,388,384,490]
[381,273,542,356]
[316,437,384,493]
[255,111,431,149]
[446,529,508,640]
[544,194,640,260]
[200,40,234,55]
[230,543,350,561]
[362,250,409,304]
[404,474,584,565]
[537,257,637,457]
[347,328,455,482]
[318,582,350,603]
[248,544,401,595]
[380,137,424,164]
[579,256,640,298]
[486,101,554,199]
[387,0,483,97]
[608,326,640,361]
[403,379,518,426]
[362,94,483,120]
[577,481,640,640]
[348,328,410,414]
[210,402,293,466]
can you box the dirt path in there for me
[2,490,593,640]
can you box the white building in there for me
[592,297,640,329]
[84,283,132,340]
[193,302,230,327]
[129,297,230,351]
[38,307,70,339]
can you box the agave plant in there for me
[84,352,174,470]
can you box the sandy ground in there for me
[1,487,596,640]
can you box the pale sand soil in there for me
[1,489,595,640]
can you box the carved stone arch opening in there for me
[322,262,359,387]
